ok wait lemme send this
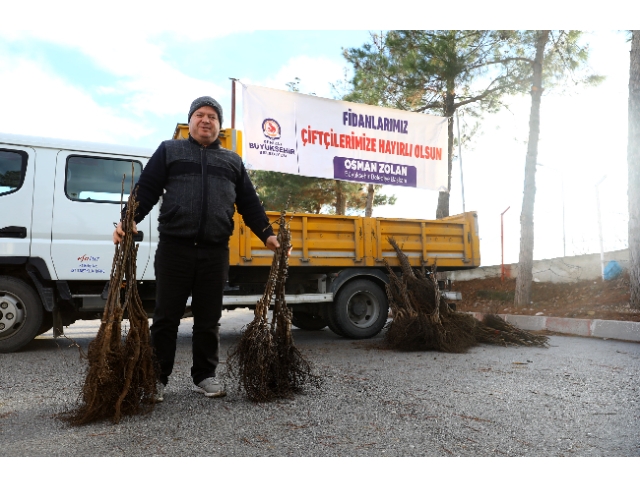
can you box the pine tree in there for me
[513,31,603,306]
[343,31,532,218]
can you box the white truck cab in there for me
[0,132,157,352]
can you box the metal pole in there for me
[538,163,567,258]
[230,78,236,129]
[561,173,566,257]
[501,206,510,282]
[456,110,466,213]
[595,176,607,280]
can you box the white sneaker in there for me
[193,377,226,398]
[154,382,165,403]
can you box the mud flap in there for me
[53,308,64,338]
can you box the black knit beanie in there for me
[188,96,223,125]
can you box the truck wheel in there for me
[332,279,388,339]
[0,277,44,353]
[291,312,327,331]
[324,304,347,338]
[37,313,53,336]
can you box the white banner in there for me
[242,84,448,190]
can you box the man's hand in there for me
[265,235,293,256]
[113,221,138,244]
[265,235,280,252]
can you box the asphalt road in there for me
[1,309,638,457]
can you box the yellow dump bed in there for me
[230,210,480,271]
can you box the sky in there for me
[1,1,637,267]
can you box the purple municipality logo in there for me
[333,157,417,188]
[262,118,281,140]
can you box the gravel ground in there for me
[1,309,639,457]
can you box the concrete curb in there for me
[469,312,640,343]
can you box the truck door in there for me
[0,145,35,257]
[49,151,152,280]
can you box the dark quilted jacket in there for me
[128,136,273,248]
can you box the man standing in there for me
[113,96,279,401]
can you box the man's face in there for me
[189,105,220,146]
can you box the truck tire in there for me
[37,313,53,336]
[323,304,347,337]
[291,312,327,331]
[331,279,388,339]
[0,277,44,353]
[37,325,53,336]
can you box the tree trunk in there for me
[629,31,640,309]
[515,30,550,307]
[435,84,455,219]
[335,180,346,215]
[365,184,375,217]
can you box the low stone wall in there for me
[448,248,629,283]
[469,312,640,343]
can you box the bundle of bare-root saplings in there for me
[228,210,321,402]
[63,183,157,425]
[384,237,548,352]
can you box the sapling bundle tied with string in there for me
[64,171,157,425]
[384,237,548,352]
[227,209,321,402]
